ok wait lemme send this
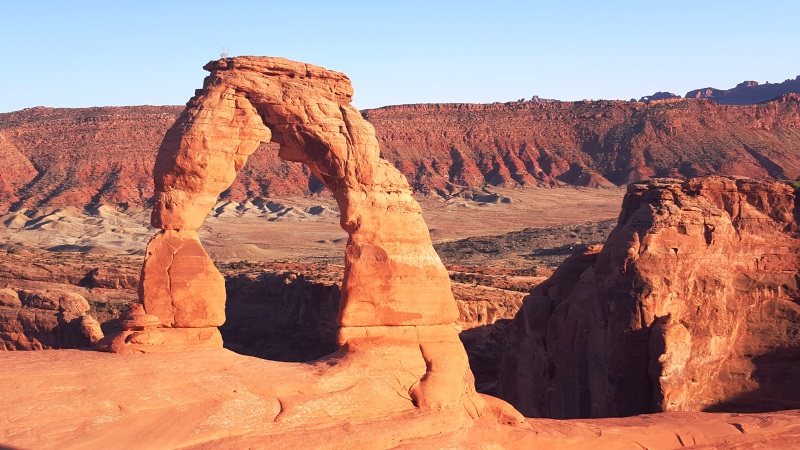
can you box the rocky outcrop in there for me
[686,76,800,104]
[0,245,524,397]
[95,56,520,420]
[4,93,800,211]
[0,287,102,350]
[498,177,800,418]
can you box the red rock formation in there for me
[0,105,312,213]
[365,95,800,191]
[0,133,37,208]
[0,286,101,350]
[96,56,518,418]
[6,348,800,449]
[0,106,180,212]
[4,94,800,212]
[139,230,227,328]
[498,177,800,418]
[0,247,522,395]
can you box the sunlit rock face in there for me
[100,56,502,414]
[148,57,458,334]
[499,177,800,418]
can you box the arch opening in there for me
[98,56,485,412]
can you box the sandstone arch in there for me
[99,56,493,412]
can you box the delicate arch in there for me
[148,57,459,333]
[102,56,482,410]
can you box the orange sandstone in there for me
[499,177,800,417]
[101,56,505,416]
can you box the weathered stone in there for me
[80,316,104,344]
[18,289,59,310]
[0,288,20,308]
[139,230,226,328]
[58,291,91,321]
[118,303,161,331]
[498,177,800,418]
[1,288,94,350]
[123,56,478,412]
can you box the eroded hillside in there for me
[2,95,800,212]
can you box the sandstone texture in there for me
[499,177,800,418]
[3,93,800,212]
[96,56,510,417]
[0,286,100,350]
[139,230,226,328]
[2,349,800,449]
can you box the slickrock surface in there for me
[2,349,800,449]
[4,93,800,212]
[499,177,800,418]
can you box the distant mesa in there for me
[685,76,800,104]
[638,91,681,102]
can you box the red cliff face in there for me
[364,95,800,194]
[0,106,315,213]
[498,177,800,418]
[2,95,800,212]
[0,106,180,212]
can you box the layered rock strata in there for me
[499,177,800,418]
[4,93,800,212]
[99,56,510,416]
[364,94,800,191]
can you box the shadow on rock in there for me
[458,319,514,396]
[704,344,800,413]
[221,271,340,362]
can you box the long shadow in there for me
[458,320,514,395]
[221,270,514,392]
[704,344,800,413]
[220,271,340,362]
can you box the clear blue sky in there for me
[2,1,799,113]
